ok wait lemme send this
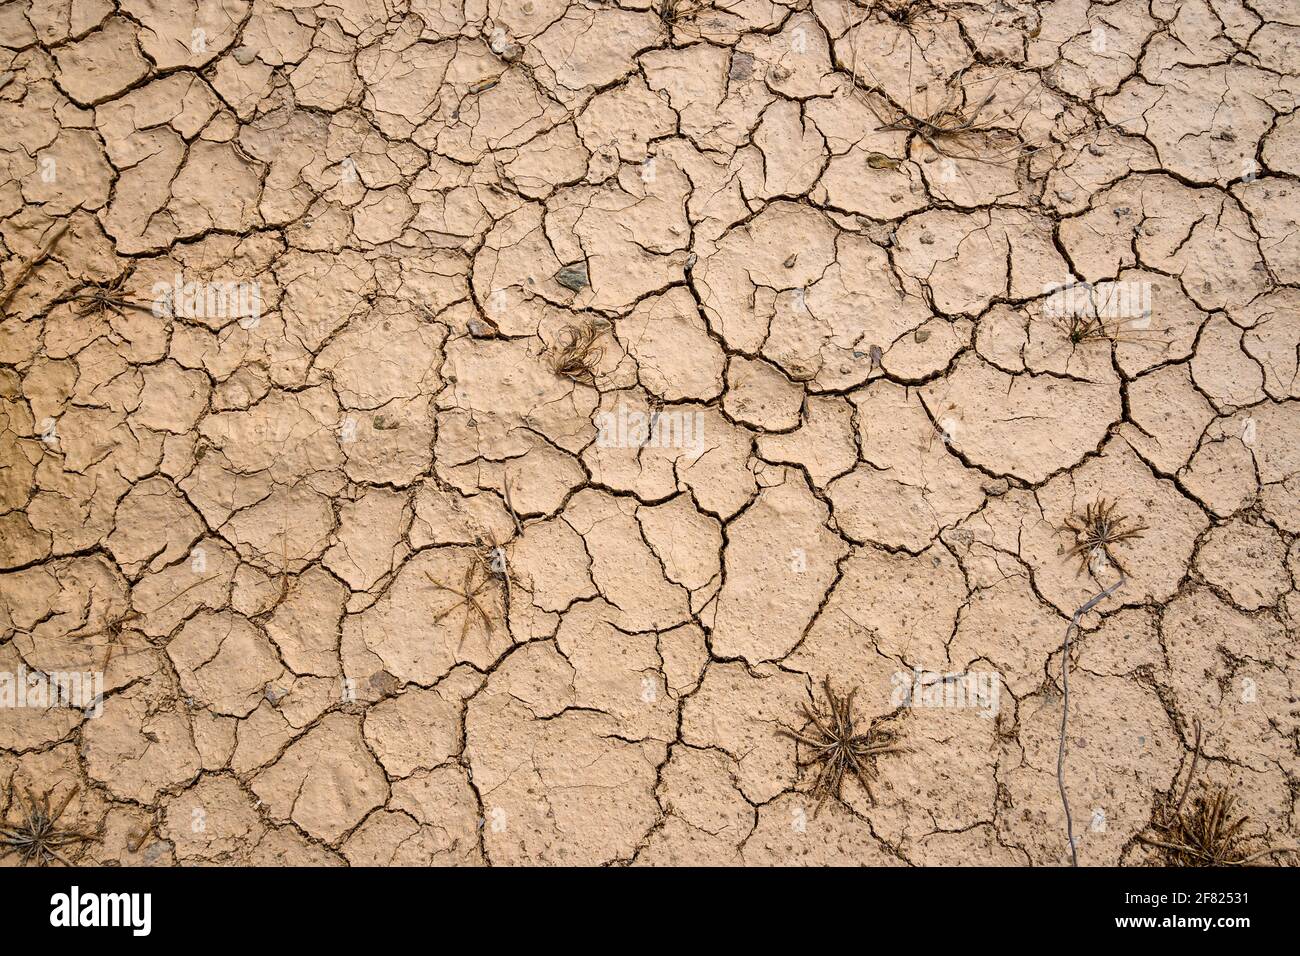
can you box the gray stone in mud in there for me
[557,262,590,292]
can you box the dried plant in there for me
[1,784,97,866]
[1139,721,1295,866]
[657,0,732,27]
[476,526,519,615]
[657,0,702,25]
[26,569,222,673]
[1057,313,1166,350]
[426,559,502,654]
[1051,291,1165,348]
[873,0,934,25]
[1061,497,1147,574]
[71,273,154,319]
[548,319,607,385]
[64,607,144,673]
[502,471,523,536]
[870,81,1028,166]
[778,677,906,815]
[1059,310,1112,345]
[656,0,744,40]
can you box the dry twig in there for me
[1057,574,1126,866]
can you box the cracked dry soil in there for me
[0,0,1298,868]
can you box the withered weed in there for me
[778,677,906,815]
[1,784,97,866]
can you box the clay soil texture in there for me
[0,0,1298,867]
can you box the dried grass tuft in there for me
[778,677,906,815]
[548,319,608,385]
[1061,497,1147,575]
[1,784,97,866]
[1138,721,1296,866]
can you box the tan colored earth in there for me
[1,0,1297,867]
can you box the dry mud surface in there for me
[1,0,1298,867]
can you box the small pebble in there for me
[556,262,589,292]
